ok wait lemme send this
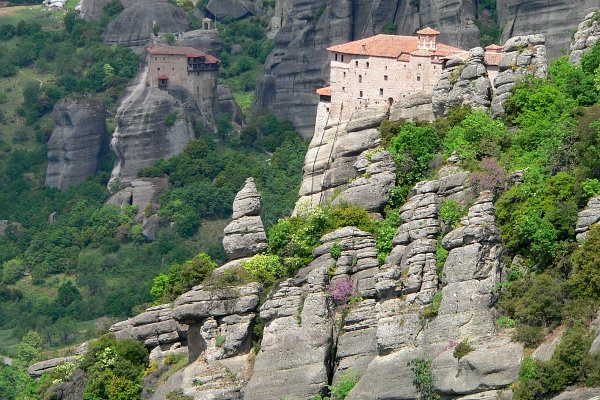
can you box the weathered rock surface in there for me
[389,91,434,122]
[45,99,108,191]
[28,357,77,378]
[570,11,600,64]
[218,84,244,126]
[498,0,600,60]
[295,104,387,212]
[102,0,189,47]
[79,0,112,20]
[433,47,492,117]
[206,0,261,19]
[222,178,268,260]
[331,148,396,213]
[178,28,224,56]
[576,195,600,242]
[106,177,168,218]
[109,304,187,349]
[491,35,548,117]
[244,268,333,400]
[256,0,480,137]
[109,81,203,185]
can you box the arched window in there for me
[417,75,421,82]
[366,62,370,68]
[358,75,362,83]
[359,90,363,97]
[355,61,358,67]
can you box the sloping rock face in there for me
[178,28,224,56]
[491,34,548,117]
[206,0,262,19]
[575,195,600,242]
[102,0,189,47]
[257,0,480,137]
[295,104,388,212]
[331,148,396,213]
[45,99,108,191]
[106,177,168,217]
[218,84,244,126]
[389,91,434,122]
[498,0,600,60]
[222,178,268,261]
[570,11,600,64]
[433,47,492,117]
[79,0,111,20]
[109,82,201,185]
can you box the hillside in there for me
[1,1,600,400]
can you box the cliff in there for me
[45,99,109,191]
[498,0,600,59]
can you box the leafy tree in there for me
[15,330,43,365]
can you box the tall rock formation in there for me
[79,0,112,20]
[575,195,600,242]
[102,0,189,47]
[569,11,600,64]
[432,47,492,117]
[491,34,547,117]
[256,0,480,137]
[45,99,109,191]
[109,74,204,185]
[498,0,600,60]
[222,178,268,261]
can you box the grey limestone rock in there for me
[433,47,492,117]
[491,35,548,117]
[222,178,268,260]
[218,84,244,126]
[106,177,169,218]
[498,0,600,60]
[331,148,396,213]
[206,0,261,19]
[45,99,108,191]
[79,0,112,21]
[570,11,600,64]
[576,195,600,242]
[28,357,77,378]
[102,0,189,47]
[389,91,434,122]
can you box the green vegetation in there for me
[421,291,442,318]
[439,199,466,229]
[312,373,359,400]
[475,0,500,46]
[453,339,474,360]
[408,358,439,400]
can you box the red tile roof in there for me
[417,27,441,35]
[147,46,220,64]
[158,74,169,80]
[485,43,504,52]
[327,34,464,59]
[316,86,332,96]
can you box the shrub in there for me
[330,242,342,260]
[374,208,399,263]
[329,278,355,306]
[408,358,439,400]
[519,356,538,380]
[165,112,177,127]
[513,325,544,348]
[215,335,226,348]
[439,199,465,228]
[453,339,474,360]
[569,225,600,299]
[421,291,442,318]
[496,316,516,329]
[241,254,285,286]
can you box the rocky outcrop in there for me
[433,47,492,117]
[28,356,77,378]
[576,195,600,242]
[570,11,600,64]
[295,104,387,212]
[218,84,244,126]
[498,0,600,60]
[102,0,189,47]
[45,99,108,191]
[109,79,203,185]
[106,177,168,217]
[331,148,396,213]
[491,34,548,117]
[256,0,480,137]
[389,91,434,122]
[222,178,268,261]
[244,266,333,399]
[205,0,262,19]
[178,28,224,56]
[109,304,186,349]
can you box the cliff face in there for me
[45,99,109,191]
[498,0,600,59]
[256,0,481,138]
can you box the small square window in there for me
[417,76,421,82]
[384,75,388,81]
[379,88,383,96]
[360,90,363,97]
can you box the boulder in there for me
[389,91,434,122]
[45,99,108,191]
[432,47,492,117]
[222,178,268,260]
[570,11,600,64]
[205,0,261,19]
[575,195,600,242]
[28,356,77,378]
[102,0,189,47]
[106,177,169,218]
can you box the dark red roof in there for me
[158,74,169,80]
[316,86,332,96]
[147,46,220,64]
[417,27,441,35]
